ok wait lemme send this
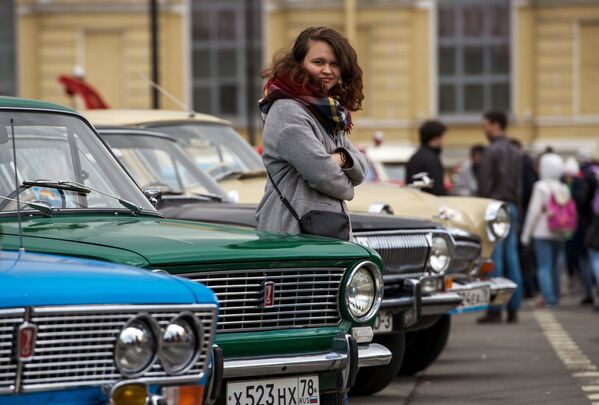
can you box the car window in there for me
[0,112,154,213]
[149,123,264,177]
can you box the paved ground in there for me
[352,295,599,405]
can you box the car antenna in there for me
[137,72,197,119]
[10,118,25,253]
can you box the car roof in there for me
[84,109,230,126]
[96,126,178,142]
[0,96,75,113]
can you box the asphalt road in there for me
[352,295,599,405]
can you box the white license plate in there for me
[457,286,490,309]
[374,309,393,333]
[227,375,319,405]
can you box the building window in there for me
[191,0,262,124]
[437,0,511,116]
[0,0,16,96]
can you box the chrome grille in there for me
[353,231,430,277]
[185,268,345,333]
[0,308,24,394]
[20,304,216,392]
[448,237,481,275]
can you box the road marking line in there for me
[535,310,598,403]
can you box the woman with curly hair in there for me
[256,26,367,240]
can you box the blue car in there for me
[0,250,220,405]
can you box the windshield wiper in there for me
[22,180,91,194]
[237,169,267,180]
[0,195,54,216]
[21,179,143,215]
[214,169,243,181]
[192,192,223,202]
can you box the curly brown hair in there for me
[262,26,364,111]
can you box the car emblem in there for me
[17,322,37,361]
[262,281,275,308]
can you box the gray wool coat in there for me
[255,99,368,236]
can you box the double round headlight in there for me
[114,314,202,378]
[486,202,511,241]
[429,235,451,273]
[344,261,383,322]
[115,316,159,377]
[159,315,201,374]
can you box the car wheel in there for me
[398,314,451,375]
[349,332,405,396]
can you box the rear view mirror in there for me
[143,188,162,208]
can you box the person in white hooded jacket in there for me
[521,153,572,308]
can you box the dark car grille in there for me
[353,231,430,278]
[1,305,216,393]
[184,268,345,333]
[447,236,481,275]
[0,308,24,394]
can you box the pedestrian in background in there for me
[521,153,574,308]
[477,111,523,323]
[256,26,367,239]
[406,120,447,196]
[511,138,539,299]
[584,145,599,308]
[452,144,484,196]
[562,157,594,304]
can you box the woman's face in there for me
[302,40,341,92]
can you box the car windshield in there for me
[0,111,155,214]
[382,163,407,183]
[100,132,226,198]
[146,122,265,179]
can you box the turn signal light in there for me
[111,383,148,405]
[479,261,495,276]
[444,276,453,290]
[162,385,204,405]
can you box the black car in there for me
[97,127,481,394]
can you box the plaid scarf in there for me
[259,77,353,134]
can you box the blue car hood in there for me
[0,250,218,307]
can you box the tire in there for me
[349,332,406,396]
[320,392,345,405]
[399,314,451,375]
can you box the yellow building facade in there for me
[13,0,599,153]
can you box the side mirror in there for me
[409,172,434,190]
[143,188,162,208]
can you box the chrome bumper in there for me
[378,278,461,331]
[488,277,517,306]
[210,334,391,395]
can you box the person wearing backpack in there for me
[521,153,577,308]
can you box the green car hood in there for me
[0,215,371,266]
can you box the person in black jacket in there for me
[406,120,447,196]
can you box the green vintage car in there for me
[0,96,391,404]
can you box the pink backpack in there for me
[547,193,577,234]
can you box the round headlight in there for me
[115,317,158,377]
[429,236,451,273]
[490,205,510,239]
[345,261,383,322]
[159,316,200,374]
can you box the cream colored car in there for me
[84,109,509,263]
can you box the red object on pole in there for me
[57,75,110,109]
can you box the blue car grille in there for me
[0,305,216,393]
[0,308,25,394]
[184,267,345,333]
[353,231,431,278]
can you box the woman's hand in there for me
[331,152,347,167]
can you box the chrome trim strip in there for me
[419,292,463,316]
[221,343,391,379]
[488,277,517,306]
[31,304,217,315]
